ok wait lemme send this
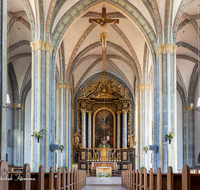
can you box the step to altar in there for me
[86,177,122,186]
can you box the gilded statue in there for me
[73,128,81,148]
[80,74,129,99]
[128,130,136,148]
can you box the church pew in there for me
[123,165,200,190]
[0,160,86,190]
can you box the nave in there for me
[83,186,125,190]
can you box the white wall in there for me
[177,91,183,170]
[6,74,13,165]
[24,90,31,164]
[194,76,200,166]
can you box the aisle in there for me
[86,177,121,185]
[83,185,125,190]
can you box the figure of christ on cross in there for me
[89,6,119,70]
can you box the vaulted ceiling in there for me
[7,0,200,100]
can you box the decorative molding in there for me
[183,106,192,111]
[56,83,71,89]
[156,43,177,58]
[13,104,18,108]
[30,40,53,56]
[136,84,152,91]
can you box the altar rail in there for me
[0,160,86,190]
[121,165,200,190]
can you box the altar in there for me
[91,162,117,171]
[96,167,112,177]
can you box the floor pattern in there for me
[83,185,125,190]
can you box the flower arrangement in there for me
[140,166,147,172]
[60,166,68,172]
[31,129,45,143]
[59,145,64,153]
[143,146,148,154]
[105,143,111,148]
[165,131,175,144]
[98,171,109,177]
[98,144,103,148]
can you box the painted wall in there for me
[177,91,183,170]
[6,74,13,165]
[194,76,200,166]
[24,90,31,164]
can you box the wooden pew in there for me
[123,165,200,190]
[0,160,86,190]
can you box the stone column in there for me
[136,84,152,168]
[154,43,177,172]
[87,110,92,148]
[122,109,128,149]
[30,40,55,172]
[0,0,7,161]
[116,111,121,149]
[56,83,71,168]
[81,108,87,148]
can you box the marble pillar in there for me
[0,0,7,161]
[87,110,92,148]
[122,109,128,149]
[81,108,87,148]
[154,43,177,172]
[56,83,70,168]
[136,84,152,168]
[116,111,121,149]
[30,40,55,172]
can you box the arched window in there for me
[7,129,12,148]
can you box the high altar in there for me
[73,73,136,173]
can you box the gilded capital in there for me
[56,83,71,89]
[30,40,53,56]
[81,108,87,114]
[183,106,192,111]
[116,111,121,116]
[87,110,92,115]
[13,103,18,108]
[156,43,177,59]
[122,109,128,115]
[136,84,152,91]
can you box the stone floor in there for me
[86,177,121,185]
[83,185,125,190]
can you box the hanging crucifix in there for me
[89,6,119,70]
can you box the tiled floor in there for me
[83,185,125,190]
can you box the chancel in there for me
[0,0,200,189]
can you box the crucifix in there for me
[89,6,119,70]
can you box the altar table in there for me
[96,167,112,177]
[91,162,117,171]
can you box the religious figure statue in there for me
[73,128,81,148]
[128,130,136,148]
[89,6,119,52]
[91,18,117,52]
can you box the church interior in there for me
[1,0,200,187]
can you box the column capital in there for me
[87,110,92,115]
[81,108,87,114]
[30,40,53,56]
[56,83,71,89]
[116,110,121,116]
[156,43,177,59]
[122,109,128,115]
[183,106,193,111]
[136,83,152,91]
